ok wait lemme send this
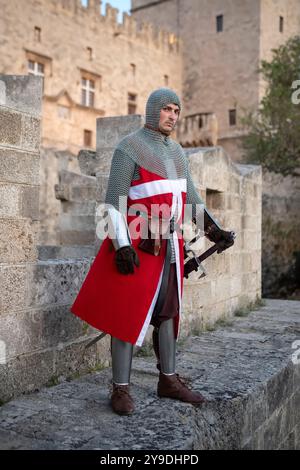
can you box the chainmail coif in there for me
[105,88,204,263]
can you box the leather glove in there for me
[205,226,235,253]
[115,245,140,274]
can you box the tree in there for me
[242,36,300,176]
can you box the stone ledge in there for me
[0,299,299,450]
[37,245,94,261]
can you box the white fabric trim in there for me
[129,178,186,206]
[133,177,186,346]
[107,206,131,250]
[129,178,186,227]
[135,261,165,347]
[173,230,182,309]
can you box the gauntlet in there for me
[115,246,140,275]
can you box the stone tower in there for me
[132,0,300,160]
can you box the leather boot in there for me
[152,327,161,372]
[110,383,135,416]
[157,373,206,406]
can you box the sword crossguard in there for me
[184,246,207,279]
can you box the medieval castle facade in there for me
[1,0,299,159]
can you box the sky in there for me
[101,0,131,18]
[81,0,131,21]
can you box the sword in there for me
[183,231,236,279]
[85,331,107,349]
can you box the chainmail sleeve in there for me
[104,148,136,250]
[105,148,136,211]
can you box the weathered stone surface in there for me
[0,299,299,449]
[0,184,39,219]
[59,230,96,246]
[0,183,20,217]
[0,109,40,152]
[0,148,40,185]
[37,245,94,261]
[60,201,96,216]
[0,75,42,116]
[0,108,22,147]
[95,173,109,203]
[0,218,38,263]
[266,363,294,416]
[77,115,144,177]
[96,115,144,150]
[20,185,40,220]
[0,349,55,402]
[59,214,95,232]
[0,265,28,313]
[27,258,93,309]
[0,305,86,358]
[21,114,41,152]
[53,336,111,379]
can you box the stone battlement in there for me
[47,0,181,53]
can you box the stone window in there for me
[130,63,136,76]
[216,15,223,33]
[164,75,169,86]
[81,77,95,107]
[229,109,237,126]
[128,93,137,114]
[34,26,41,42]
[87,47,93,61]
[28,59,45,91]
[279,16,284,33]
[84,129,92,147]
[25,50,52,94]
[206,189,224,210]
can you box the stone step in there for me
[38,245,94,260]
[0,299,299,450]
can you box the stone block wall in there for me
[38,148,80,246]
[55,169,97,245]
[0,76,110,402]
[182,150,262,334]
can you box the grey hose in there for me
[158,318,176,375]
[111,337,134,385]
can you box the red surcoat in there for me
[70,166,187,346]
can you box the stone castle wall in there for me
[132,0,300,159]
[0,76,110,402]
[0,0,182,153]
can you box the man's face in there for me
[158,103,180,135]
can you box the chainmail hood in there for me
[145,87,181,130]
[115,88,186,180]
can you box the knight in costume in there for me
[71,88,234,415]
